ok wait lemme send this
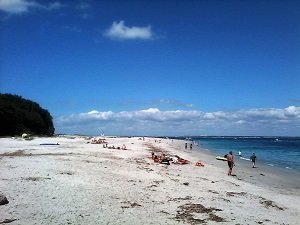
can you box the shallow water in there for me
[184,136,300,172]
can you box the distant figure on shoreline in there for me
[227,151,234,176]
[190,143,193,150]
[250,153,257,168]
[238,151,242,157]
[185,142,187,149]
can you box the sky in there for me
[0,0,300,136]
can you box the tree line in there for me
[0,93,55,136]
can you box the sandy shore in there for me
[0,136,299,225]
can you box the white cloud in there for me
[0,0,36,13]
[54,106,300,136]
[103,20,153,40]
[0,0,62,14]
[87,110,99,115]
[236,120,246,124]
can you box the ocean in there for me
[187,137,300,172]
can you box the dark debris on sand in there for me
[121,201,142,209]
[168,196,192,202]
[259,197,284,210]
[175,203,225,224]
[0,150,26,157]
[0,150,82,158]
[23,177,51,181]
[0,219,17,224]
[226,192,247,197]
[0,193,9,205]
[144,143,170,155]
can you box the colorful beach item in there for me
[216,156,227,161]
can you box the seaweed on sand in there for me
[175,203,225,224]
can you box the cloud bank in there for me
[0,0,62,14]
[103,20,153,40]
[55,106,300,136]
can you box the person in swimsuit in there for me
[250,153,257,168]
[174,155,189,164]
[226,151,234,176]
[151,153,171,165]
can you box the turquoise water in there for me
[188,137,300,172]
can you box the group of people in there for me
[226,151,257,176]
[103,144,127,150]
[185,142,193,150]
[151,152,190,165]
[90,138,106,144]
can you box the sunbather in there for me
[151,153,171,165]
[173,155,189,164]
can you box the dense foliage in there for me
[0,93,55,136]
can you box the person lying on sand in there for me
[106,145,127,150]
[91,138,106,144]
[153,155,160,163]
[159,154,171,165]
[151,153,171,165]
[116,145,127,150]
[173,155,190,164]
[151,153,189,165]
[108,145,115,149]
[151,152,155,160]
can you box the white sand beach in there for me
[0,136,299,225]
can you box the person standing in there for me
[226,151,234,176]
[185,142,187,149]
[190,143,193,150]
[250,153,257,168]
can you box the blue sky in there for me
[0,0,299,136]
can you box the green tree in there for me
[0,93,55,136]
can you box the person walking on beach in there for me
[227,151,234,176]
[185,142,187,149]
[190,143,193,150]
[250,153,257,168]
